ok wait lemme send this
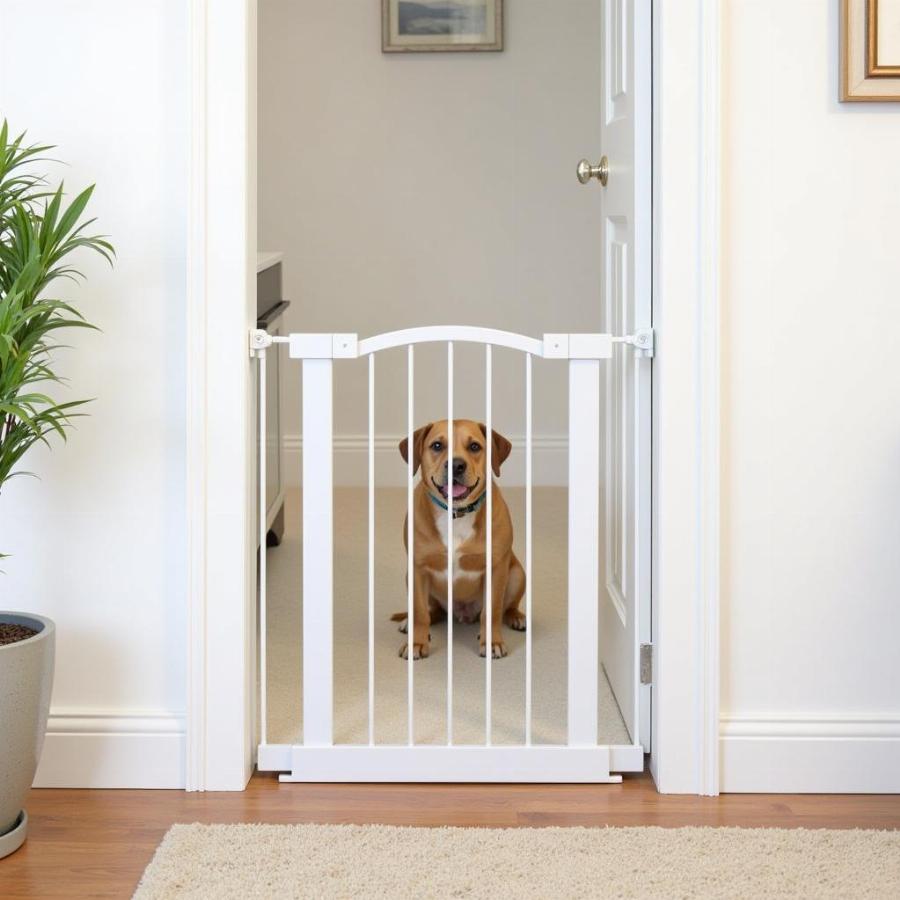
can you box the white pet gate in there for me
[250,325,651,783]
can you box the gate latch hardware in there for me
[640,642,653,685]
[613,329,654,358]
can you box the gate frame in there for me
[253,327,643,783]
[185,0,722,795]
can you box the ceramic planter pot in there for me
[0,612,54,860]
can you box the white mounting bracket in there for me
[613,328,655,358]
[249,328,271,357]
[249,328,290,358]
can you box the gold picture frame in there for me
[842,0,900,100]
[382,0,503,53]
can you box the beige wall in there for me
[719,0,900,784]
[258,0,605,483]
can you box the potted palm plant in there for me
[0,122,112,859]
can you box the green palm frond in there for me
[0,120,112,555]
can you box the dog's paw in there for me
[398,619,408,634]
[399,641,430,660]
[479,640,508,659]
[504,609,527,631]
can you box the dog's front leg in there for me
[400,568,432,660]
[479,563,509,659]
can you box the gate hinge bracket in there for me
[613,328,654,358]
[640,642,653,685]
[249,328,272,357]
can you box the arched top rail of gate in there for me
[359,326,543,356]
[249,326,616,360]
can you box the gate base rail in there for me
[258,743,644,783]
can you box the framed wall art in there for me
[842,0,900,100]
[382,0,503,53]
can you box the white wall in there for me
[2,0,897,794]
[0,0,187,787]
[258,0,605,485]
[719,0,900,791]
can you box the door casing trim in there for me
[185,0,258,792]
[186,0,721,795]
[650,0,722,795]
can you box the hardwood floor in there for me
[1,772,898,898]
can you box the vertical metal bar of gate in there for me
[406,344,415,746]
[258,349,267,746]
[524,352,533,746]
[567,356,601,745]
[367,353,375,746]
[485,344,493,744]
[446,343,454,745]
[302,356,334,746]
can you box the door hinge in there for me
[613,328,654,358]
[640,643,653,685]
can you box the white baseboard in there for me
[33,708,185,789]
[283,433,568,487]
[719,715,900,793]
[33,708,900,792]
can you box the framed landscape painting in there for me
[382,0,503,53]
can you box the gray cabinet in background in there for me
[257,254,288,547]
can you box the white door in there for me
[592,0,652,750]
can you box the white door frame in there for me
[185,0,721,795]
[185,0,258,792]
[650,0,722,796]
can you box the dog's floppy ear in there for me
[478,424,512,476]
[399,424,432,475]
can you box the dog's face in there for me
[399,419,512,507]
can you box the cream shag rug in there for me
[134,823,900,899]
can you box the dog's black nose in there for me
[443,458,467,478]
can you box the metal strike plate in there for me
[640,643,653,685]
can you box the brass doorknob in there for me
[576,156,608,186]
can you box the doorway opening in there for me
[253,0,650,782]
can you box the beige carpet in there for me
[135,822,900,899]
[265,488,630,747]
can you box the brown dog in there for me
[394,419,526,660]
